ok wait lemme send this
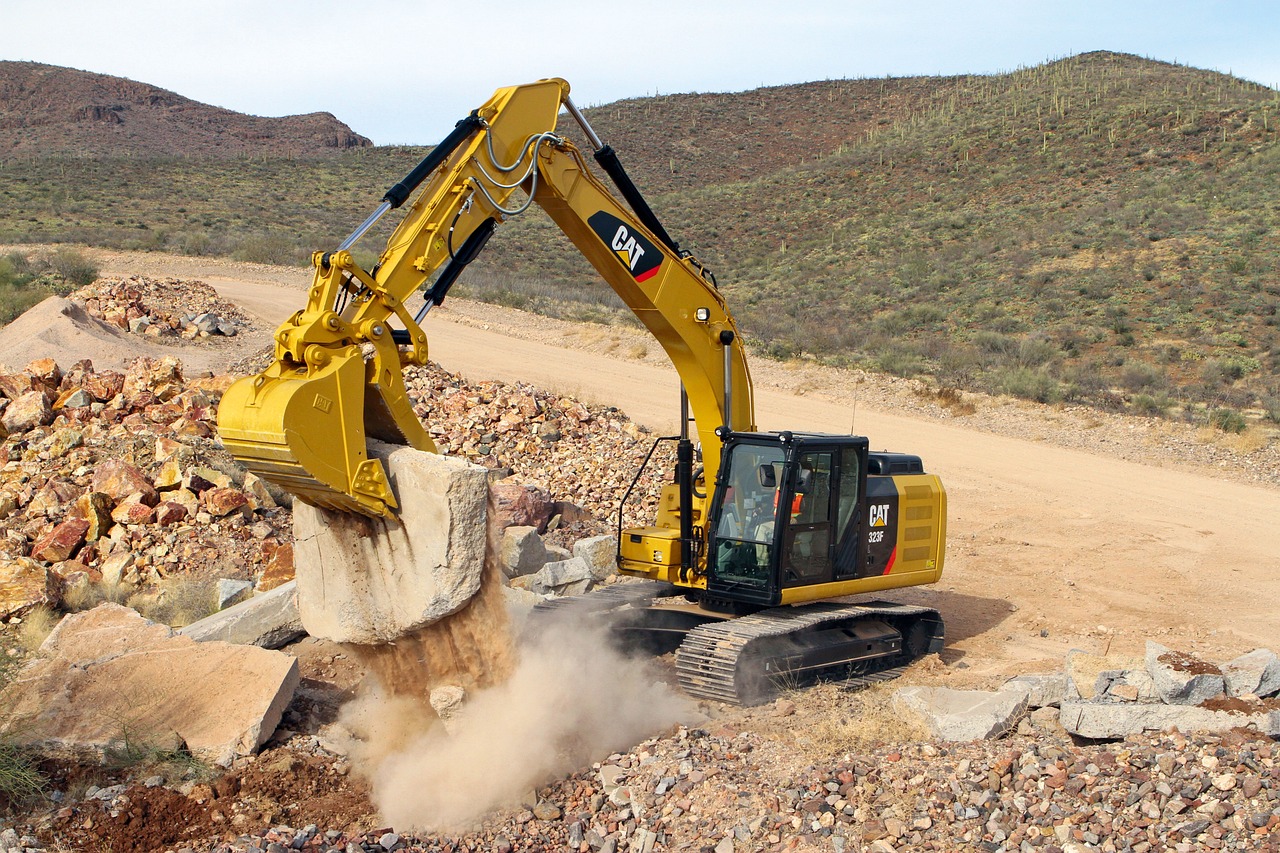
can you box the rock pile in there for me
[56,709,1279,853]
[403,362,674,533]
[71,276,252,340]
[0,355,291,620]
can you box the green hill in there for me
[2,52,1278,424]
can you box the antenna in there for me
[848,397,857,434]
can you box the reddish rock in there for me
[256,542,294,592]
[91,459,158,504]
[203,488,249,517]
[2,390,53,433]
[154,436,184,461]
[58,359,95,391]
[0,372,34,400]
[155,501,189,527]
[490,482,555,532]
[83,370,125,402]
[30,517,90,563]
[110,497,156,526]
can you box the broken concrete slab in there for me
[1064,650,1145,701]
[1060,699,1280,740]
[180,580,305,650]
[1221,648,1280,698]
[893,685,1030,741]
[1146,641,1225,706]
[1094,668,1158,704]
[0,603,298,766]
[1002,673,1066,709]
[292,443,489,644]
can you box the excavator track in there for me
[675,601,943,706]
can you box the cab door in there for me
[779,449,836,588]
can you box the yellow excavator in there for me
[217,78,947,705]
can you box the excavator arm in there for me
[218,78,755,521]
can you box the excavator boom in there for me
[218,79,754,521]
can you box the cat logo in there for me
[611,225,646,271]
[869,503,890,528]
[587,211,663,282]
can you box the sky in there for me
[5,0,1279,146]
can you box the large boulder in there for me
[293,443,489,644]
[498,525,548,579]
[0,604,298,766]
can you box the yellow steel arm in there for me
[217,78,755,519]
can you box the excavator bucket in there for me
[217,348,408,518]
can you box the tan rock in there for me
[0,556,61,618]
[0,604,299,766]
[154,436,184,462]
[168,487,200,515]
[99,552,135,586]
[91,459,158,504]
[53,388,93,410]
[30,518,90,563]
[242,472,277,510]
[71,492,114,540]
[2,390,53,434]
[154,455,184,491]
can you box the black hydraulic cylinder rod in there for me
[383,113,485,209]
[392,218,498,346]
[593,146,682,255]
[676,437,695,582]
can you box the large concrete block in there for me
[180,580,305,649]
[293,443,489,644]
[0,604,298,766]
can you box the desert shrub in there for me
[0,740,46,808]
[998,367,1060,403]
[1014,336,1059,368]
[15,606,60,652]
[1121,363,1168,392]
[63,580,133,612]
[128,575,217,628]
[1262,396,1280,424]
[231,232,306,265]
[1208,407,1247,434]
[45,247,99,288]
[1131,394,1172,416]
[875,345,927,378]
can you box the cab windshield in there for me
[713,444,785,586]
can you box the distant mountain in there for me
[0,61,371,158]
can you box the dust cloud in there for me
[340,598,696,832]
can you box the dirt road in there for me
[63,250,1280,677]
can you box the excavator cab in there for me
[703,432,945,610]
